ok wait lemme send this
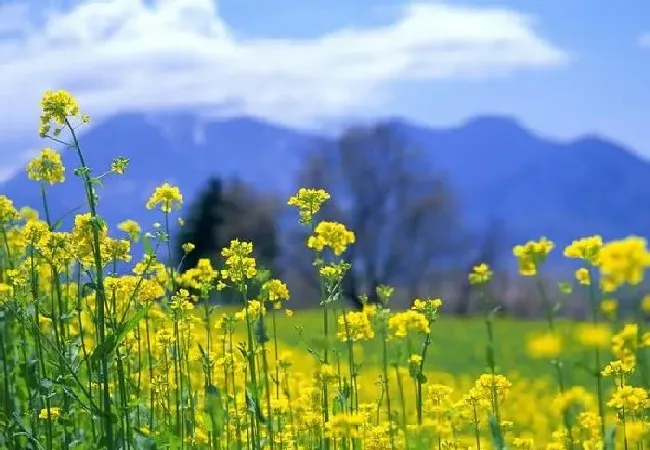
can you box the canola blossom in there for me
[0,91,648,449]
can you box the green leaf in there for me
[604,424,616,450]
[254,318,269,344]
[332,397,342,416]
[204,385,226,437]
[81,282,96,297]
[488,414,506,450]
[488,306,502,321]
[51,204,84,231]
[255,268,272,285]
[245,386,265,424]
[89,307,148,365]
[197,343,207,360]
[133,431,157,450]
[142,234,156,256]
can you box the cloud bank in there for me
[0,0,567,172]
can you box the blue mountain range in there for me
[2,112,650,264]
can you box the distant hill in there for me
[2,112,650,266]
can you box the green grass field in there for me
[249,310,613,387]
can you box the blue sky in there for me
[222,0,650,149]
[0,0,649,179]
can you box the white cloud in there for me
[0,0,567,172]
[639,32,650,48]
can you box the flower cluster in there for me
[26,147,65,185]
[512,237,554,276]
[307,220,356,256]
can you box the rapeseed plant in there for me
[0,90,648,450]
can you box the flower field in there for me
[0,90,649,449]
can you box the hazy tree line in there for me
[175,121,507,314]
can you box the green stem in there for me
[381,334,395,450]
[587,268,606,438]
[65,118,115,449]
[416,329,432,425]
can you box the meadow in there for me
[0,90,648,449]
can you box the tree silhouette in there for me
[176,176,280,303]
[176,177,226,272]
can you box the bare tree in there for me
[289,122,464,308]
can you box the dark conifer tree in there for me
[176,177,226,272]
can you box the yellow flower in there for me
[324,412,366,439]
[552,386,594,414]
[39,90,88,137]
[287,188,330,224]
[0,195,19,223]
[146,183,183,213]
[563,235,602,265]
[526,332,562,359]
[19,207,39,222]
[263,279,290,307]
[597,236,650,292]
[26,147,65,185]
[623,420,648,445]
[640,294,650,313]
[611,323,639,368]
[181,242,195,254]
[411,297,443,323]
[319,263,349,283]
[574,267,591,285]
[408,354,423,366]
[600,298,618,319]
[337,311,374,342]
[118,219,141,241]
[39,407,62,420]
[468,263,493,285]
[512,437,535,449]
[574,323,611,348]
[307,221,355,256]
[602,359,635,378]
[388,310,430,338]
[234,300,266,322]
[607,386,648,412]
[111,156,129,174]
[0,283,13,304]
[221,239,257,283]
[512,237,554,276]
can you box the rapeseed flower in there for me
[337,311,374,342]
[597,236,650,292]
[388,310,430,338]
[221,239,257,283]
[513,237,554,276]
[287,188,330,224]
[307,220,355,256]
[526,332,562,359]
[146,182,183,213]
[574,323,611,348]
[26,147,65,185]
[468,263,493,285]
[563,235,603,265]
[39,90,88,137]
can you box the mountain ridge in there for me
[2,112,649,265]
